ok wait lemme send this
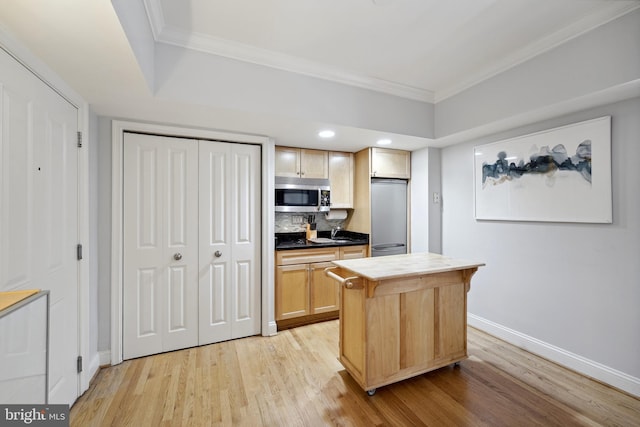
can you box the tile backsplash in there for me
[275,212,348,233]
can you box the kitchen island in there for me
[326,252,484,395]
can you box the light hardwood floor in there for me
[71,321,640,426]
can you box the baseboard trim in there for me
[80,353,101,394]
[98,350,111,367]
[468,313,640,398]
[265,320,278,336]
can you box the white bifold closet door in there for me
[198,140,261,345]
[123,133,199,359]
[123,134,261,360]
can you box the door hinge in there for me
[77,131,83,148]
[77,356,83,373]
[77,243,83,260]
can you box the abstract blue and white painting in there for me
[474,116,612,223]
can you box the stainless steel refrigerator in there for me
[371,178,407,257]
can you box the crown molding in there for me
[434,2,640,102]
[143,0,638,105]
[142,0,163,40]
[156,26,435,103]
[143,0,433,103]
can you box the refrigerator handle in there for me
[372,243,406,251]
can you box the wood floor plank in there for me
[71,321,640,426]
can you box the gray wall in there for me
[154,42,435,139]
[436,9,640,138]
[410,147,442,253]
[441,97,640,378]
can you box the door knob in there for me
[214,251,222,258]
[173,253,182,261]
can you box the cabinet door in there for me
[300,149,328,179]
[329,151,354,208]
[275,264,310,320]
[436,283,467,360]
[310,261,339,314]
[275,146,301,177]
[340,245,368,259]
[371,147,410,179]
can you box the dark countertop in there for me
[275,231,369,250]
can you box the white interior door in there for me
[199,141,261,344]
[0,47,79,405]
[123,132,199,359]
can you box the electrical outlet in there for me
[292,215,304,224]
[433,192,440,204]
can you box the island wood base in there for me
[328,261,480,394]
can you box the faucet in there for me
[331,226,341,239]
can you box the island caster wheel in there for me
[452,361,461,368]
[367,389,377,396]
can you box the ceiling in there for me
[0,0,637,151]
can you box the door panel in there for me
[199,141,261,344]
[235,261,251,320]
[124,140,163,357]
[123,133,198,359]
[137,268,159,338]
[168,149,189,246]
[202,263,227,326]
[15,107,76,403]
[310,261,339,314]
[168,266,187,331]
[0,48,79,405]
[198,143,231,344]
[229,145,261,338]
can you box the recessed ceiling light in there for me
[318,130,335,138]
[377,138,392,145]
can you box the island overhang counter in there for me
[326,252,485,395]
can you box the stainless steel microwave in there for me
[275,177,330,212]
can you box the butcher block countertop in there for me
[331,252,485,282]
[0,289,40,312]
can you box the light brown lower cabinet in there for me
[275,246,367,328]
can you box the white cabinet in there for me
[275,146,328,179]
[0,290,49,404]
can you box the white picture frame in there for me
[474,116,612,223]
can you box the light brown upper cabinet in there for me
[328,151,354,208]
[370,147,411,179]
[275,146,328,179]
